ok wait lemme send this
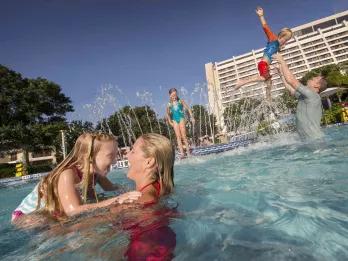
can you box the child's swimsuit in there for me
[168,99,185,124]
[258,24,280,80]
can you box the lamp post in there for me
[60,130,67,159]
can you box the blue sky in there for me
[1,0,348,121]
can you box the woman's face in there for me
[169,91,178,102]
[94,140,118,176]
[127,138,148,181]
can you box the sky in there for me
[1,0,348,121]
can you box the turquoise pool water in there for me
[1,126,348,260]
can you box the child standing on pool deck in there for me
[12,133,141,222]
[234,7,293,102]
[166,88,195,158]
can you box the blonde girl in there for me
[12,133,141,222]
[166,88,194,158]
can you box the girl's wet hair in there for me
[168,88,180,102]
[169,88,178,95]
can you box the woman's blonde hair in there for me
[140,133,174,196]
[278,27,293,40]
[37,132,117,217]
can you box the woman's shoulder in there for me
[137,189,159,205]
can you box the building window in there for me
[301,39,323,48]
[337,15,348,24]
[294,27,314,37]
[313,19,337,31]
[326,31,348,41]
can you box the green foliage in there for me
[277,91,297,113]
[65,120,95,153]
[322,103,342,125]
[191,105,216,144]
[257,120,274,136]
[99,105,173,147]
[0,163,14,178]
[223,98,261,132]
[0,65,73,153]
[301,64,348,87]
[27,163,53,174]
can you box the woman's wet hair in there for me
[139,133,174,196]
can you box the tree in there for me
[223,98,262,134]
[191,105,216,144]
[301,64,348,87]
[277,91,297,113]
[98,105,171,147]
[65,120,95,153]
[0,65,73,170]
[301,64,348,104]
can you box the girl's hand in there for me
[256,7,264,17]
[191,117,195,124]
[116,191,142,204]
[103,191,141,206]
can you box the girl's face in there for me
[127,138,148,181]
[94,140,118,176]
[170,91,178,102]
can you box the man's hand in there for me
[256,7,264,17]
[272,53,299,90]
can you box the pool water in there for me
[1,126,348,260]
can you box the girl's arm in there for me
[58,169,141,217]
[166,105,174,126]
[256,6,267,26]
[181,100,195,123]
[256,7,277,41]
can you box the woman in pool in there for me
[166,88,195,158]
[113,133,176,260]
[12,133,141,223]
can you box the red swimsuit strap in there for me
[139,181,161,197]
[72,166,98,185]
[73,166,83,181]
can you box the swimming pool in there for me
[1,126,347,260]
